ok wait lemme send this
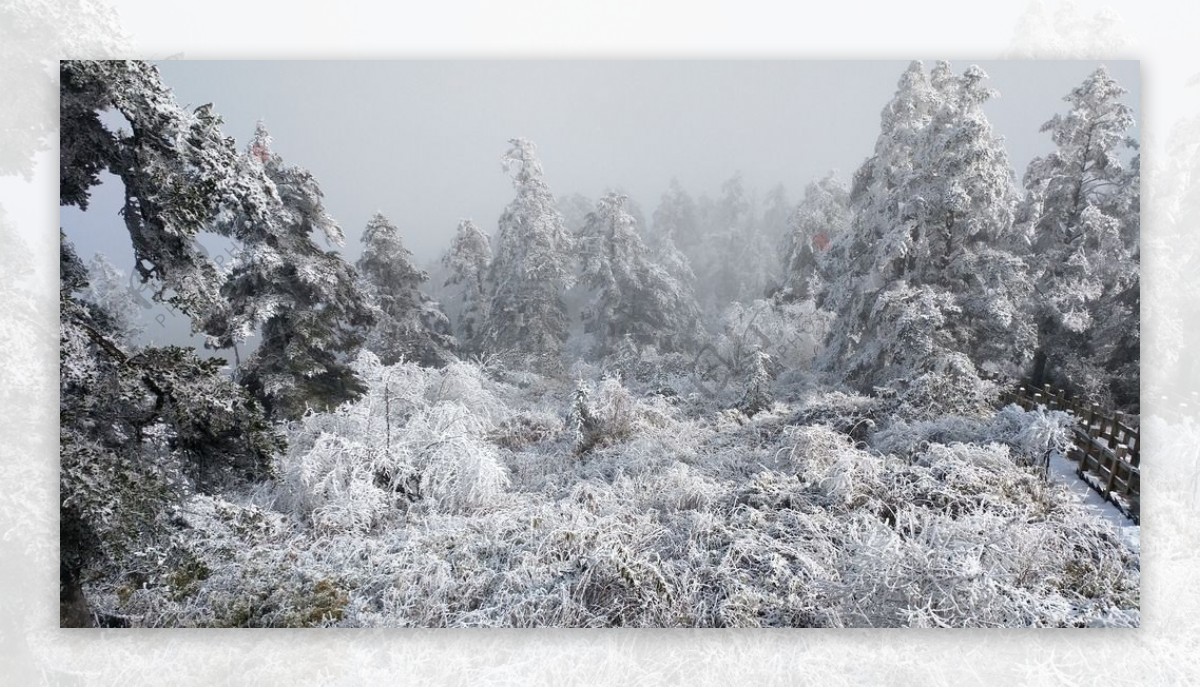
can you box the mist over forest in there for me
[60,59,1140,628]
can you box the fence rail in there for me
[986,375,1140,523]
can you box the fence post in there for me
[1104,444,1128,497]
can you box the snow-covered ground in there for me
[83,356,1141,628]
[1048,450,1140,554]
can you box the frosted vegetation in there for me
[59,60,1139,627]
[91,355,1136,628]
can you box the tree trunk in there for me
[1031,348,1048,388]
[60,561,93,628]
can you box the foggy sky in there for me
[60,60,1139,348]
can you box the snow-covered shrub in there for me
[892,354,1000,421]
[397,403,509,514]
[488,410,564,451]
[793,427,886,506]
[992,404,1074,465]
[94,494,357,628]
[872,403,1074,470]
[82,332,1137,630]
[269,353,509,530]
[788,389,886,442]
[423,360,503,420]
[569,377,642,455]
[700,299,831,400]
[307,434,396,533]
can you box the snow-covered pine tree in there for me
[759,183,792,289]
[694,173,770,309]
[648,180,703,302]
[1092,152,1140,409]
[60,236,281,626]
[821,61,1033,391]
[59,62,289,623]
[211,122,375,419]
[83,254,144,346]
[576,192,703,357]
[481,138,574,367]
[908,63,1034,372]
[1018,66,1139,407]
[358,212,455,367]
[778,174,851,303]
[60,60,281,324]
[738,349,774,416]
[652,178,702,255]
[441,218,493,353]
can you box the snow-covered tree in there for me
[441,219,493,353]
[647,180,701,292]
[481,138,574,366]
[211,122,375,419]
[358,212,455,367]
[822,61,1033,390]
[60,236,280,626]
[59,62,293,622]
[83,254,144,346]
[759,183,792,284]
[60,60,280,325]
[778,174,851,303]
[557,192,594,234]
[738,350,774,416]
[651,178,702,254]
[576,192,703,357]
[1018,66,1139,407]
[697,173,770,308]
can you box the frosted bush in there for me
[569,376,673,455]
[790,389,885,442]
[993,404,1074,464]
[85,344,1138,629]
[423,361,503,420]
[894,363,999,421]
[872,403,1074,469]
[270,429,397,534]
[398,403,509,514]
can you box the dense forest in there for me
[59,59,1139,627]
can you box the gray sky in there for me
[60,60,1139,347]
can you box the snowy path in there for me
[1049,450,1140,553]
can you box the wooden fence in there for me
[986,375,1140,523]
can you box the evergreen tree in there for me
[648,180,703,303]
[59,61,288,623]
[1019,66,1139,406]
[651,178,701,254]
[738,350,774,416]
[358,212,455,367]
[481,138,574,366]
[83,254,144,346]
[60,60,280,324]
[576,192,703,356]
[60,236,280,626]
[778,174,850,303]
[442,219,493,353]
[821,62,1032,390]
[209,122,375,419]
